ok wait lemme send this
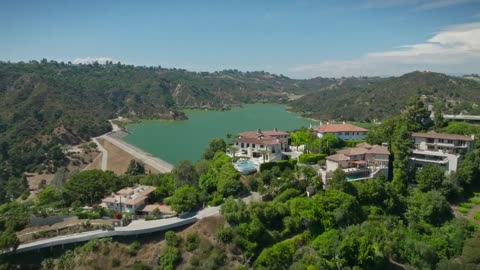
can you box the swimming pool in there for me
[346,171,371,181]
[234,160,257,174]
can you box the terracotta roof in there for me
[235,129,287,145]
[142,204,176,215]
[326,153,350,162]
[412,132,474,141]
[356,142,372,149]
[367,145,390,155]
[313,124,368,133]
[337,147,368,156]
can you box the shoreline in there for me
[91,119,174,174]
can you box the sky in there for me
[1,0,480,78]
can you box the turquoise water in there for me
[346,172,370,181]
[236,160,256,169]
[124,104,316,165]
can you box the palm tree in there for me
[228,145,238,159]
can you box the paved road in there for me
[92,137,108,170]
[13,193,260,254]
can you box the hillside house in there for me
[312,123,368,141]
[409,132,475,173]
[101,185,156,213]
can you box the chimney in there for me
[257,128,262,134]
[274,128,278,132]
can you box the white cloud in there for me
[72,57,116,65]
[289,22,480,78]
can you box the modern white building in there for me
[312,123,368,141]
[324,143,390,183]
[409,132,475,173]
[101,185,156,213]
[229,129,289,164]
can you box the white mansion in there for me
[229,128,289,163]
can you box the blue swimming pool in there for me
[234,160,257,174]
[346,171,370,181]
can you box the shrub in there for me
[158,246,181,268]
[460,202,474,209]
[474,212,480,220]
[208,193,224,206]
[217,227,234,243]
[259,160,296,171]
[185,233,200,251]
[247,176,259,191]
[458,207,469,214]
[344,140,366,147]
[111,257,121,267]
[470,197,480,204]
[298,154,327,164]
[127,241,141,256]
[165,231,180,247]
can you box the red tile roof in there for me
[366,145,390,155]
[337,147,368,156]
[326,153,350,162]
[235,129,287,145]
[313,123,368,133]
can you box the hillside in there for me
[0,61,340,182]
[289,71,480,121]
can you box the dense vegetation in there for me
[290,71,480,121]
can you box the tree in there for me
[220,197,248,225]
[320,133,342,155]
[433,101,445,129]
[37,186,62,207]
[416,164,446,192]
[291,128,316,151]
[0,227,20,253]
[327,169,355,195]
[391,121,411,194]
[406,190,452,226]
[404,96,431,131]
[172,160,198,188]
[165,185,199,213]
[202,138,227,160]
[125,159,145,176]
[158,246,181,269]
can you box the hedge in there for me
[344,140,367,147]
[298,154,327,164]
[260,159,297,171]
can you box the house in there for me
[409,132,475,173]
[229,128,289,163]
[324,143,390,182]
[312,123,368,141]
[101,185,156,213]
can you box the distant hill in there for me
[289,71,480,121]
[0,61,338,177]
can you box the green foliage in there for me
[415,164,446,192]
[0,226,20,253]
[474,212,480,220]
[202,138,227,160]
[111,257,121,267]
[457,207,469,214]
[220,197,249,225]
[36,186,62,207]
[165,231,180,247]
[391,121,411,194]
[319,133,343,155]
[344,139,366,147]
[185,233,200,251]
[327,169,356,195]
[406,190,452,226]
[290,71,480,121]
[470,197,480,204]
[125,160,145,176]
[172,160,198,188]
[298,153,326,164]
[62,169,132,206]
[259,159,296,171]
[165,185,199,213]
[127,240,141,256]
[459,202,473,209]
[158,246,181,269]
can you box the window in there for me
[448,140,453,144]
[246,143,250,147]
[272,148,276,153]
[252,144,255,148]
[439,139,444,143]
[260,144,264,148]
[345,132,350,135]
[241,143,244,148]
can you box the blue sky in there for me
[1,0,480,78]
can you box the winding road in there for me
[12,193,260,254]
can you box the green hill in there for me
[289,71,480,121]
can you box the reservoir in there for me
[124,104,316,165]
